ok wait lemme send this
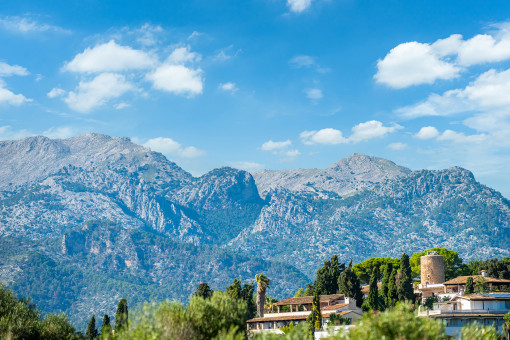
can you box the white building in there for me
[418,292,510,337]
[246,294,362,335]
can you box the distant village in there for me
[246,251,510,339]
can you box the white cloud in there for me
[0,125,32,140]
[398,68,510,118]
[376,22,510,88]
[47,88,66,98]
[165,46,201,65]
[0,16,69,34]
[144,137,206,159]
[0,62,29,76]
[219,82,238,92]
[43,126,76,139]
[229,161,265,172]
[387,142,407,150]
[287,0,313,13]
[135,23,163,46]
[261,140,292,151]
[285,149,301,157]
[300,128,347,145]
[114,102,130,110]
[415,126,439,139]
[436,129,487,143]
[305,88,323,99]
[0,82,31,106]
[145,46,203,96]
[375,41,461,88]
[456,23,510,66]
[349,120,402,142]
[64,40,156,73]
[64,73,134,113]
[290,55,315,68]
[301,121,401,145]
[147,64,203,96]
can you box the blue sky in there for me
[1,0,510,198]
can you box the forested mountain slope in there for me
[1,134,509,327]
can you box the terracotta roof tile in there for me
[443,275,510,285]
[322,303,348,311]
[275,294,345,306]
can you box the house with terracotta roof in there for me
[246,294,362,334]
[417,292,510,337]
[442,272,510,294]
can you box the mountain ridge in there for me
[1,133,509,328]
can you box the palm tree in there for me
[255,273,270,317]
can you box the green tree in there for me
[304,284,314,296]
[86,315,98,340]
[226,279,256,319]
[294,288,304,297]
[40,313,80,340]
[397,253,414,302]
[503,310,510,340]
[465,277,474,294]
[386,267,398,308]
[379,263,392,310]
[329,313,350,326]
[307,293,322,338]
[410,248,464,280]
[101,314,112,338]
[255,274,270,317]
[367,268,380,310]
[187,291,248,340]
[474,277,489,293]
[459,323,501,340]
[315,255,345,295]
[114,298,129,332]
[194,283,213,299]
[338,261,363,307]
[334,302,447,340]
[353,257,399,284]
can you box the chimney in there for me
[481,270,488,277]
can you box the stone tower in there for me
[420,251,445,286]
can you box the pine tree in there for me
[194,282,213,299]
[315,255,345,295]
[367,268,380,310]
[387,267,398,308]
[114,298,128,332]
[380,263,393,310]
[101,314,112,337]
[397,253,414,302]
[86,315,98,340]
[337,260,363,307]
[465,277,474,294]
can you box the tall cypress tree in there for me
[307,292,322,337]
[367,268,380,310]
[114,298,128,332]
[380,263,392,310]
[338,260,363,307]
[465,277,474,294]
[387,267,398,308]
[397,253,414,302]
[101,314,112,337]
[86,315,98,340]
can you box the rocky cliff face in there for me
[1,134,509,327]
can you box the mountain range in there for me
[1,133,509,328]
